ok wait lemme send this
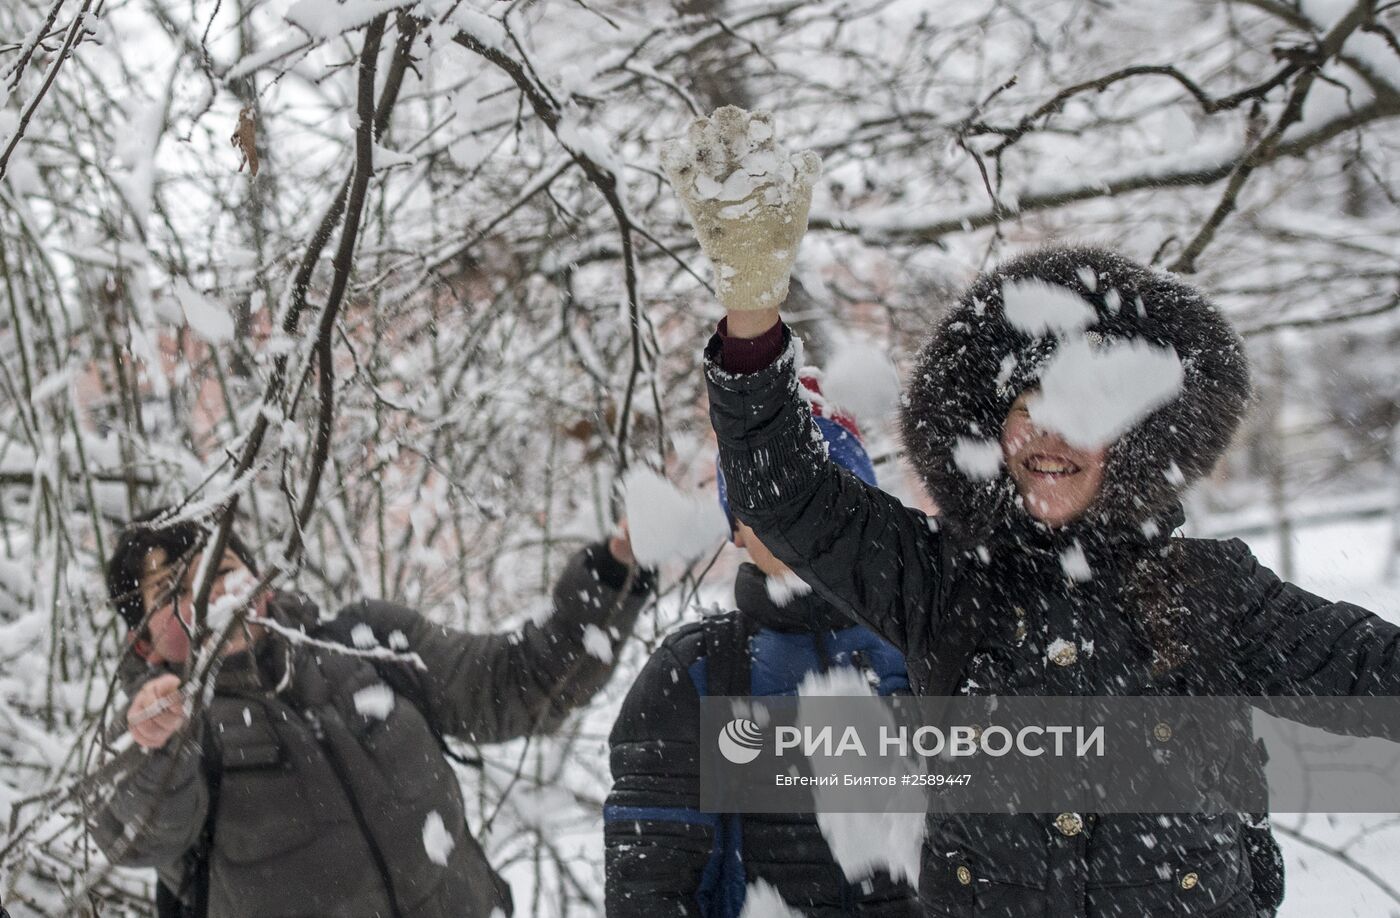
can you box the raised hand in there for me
[660,106,821,316]
[127,672,189,750]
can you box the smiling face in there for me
[1000,389,1109,527]
[136,547,266,664]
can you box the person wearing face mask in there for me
[604,372,918,918]
[659,105,1400,917]
[91,508,652,918]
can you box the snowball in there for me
[661,106,820,211]
[1046,637,1076,662]
[797,666,870,699]
[353,683,395,720]
[822,340,901,420]
[1029,337,1183,448]
[622,468,730,565]
[350,623,377,649]
[815,808,925,886]
[739,879,805,918]
[953,437,1004,480]
[581,624,613,663]
[797,667,924,886]
[423,811,455,865]
[372,141,416,171]
[171,279,234,343]
[765,571,814,607]
[1059,543,1093,582]
[1002,278,1096,335]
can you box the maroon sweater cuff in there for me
[716,317,785,374]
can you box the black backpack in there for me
[155,610,480,918]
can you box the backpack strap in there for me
[702,612,751,698]
[160,716,222,918]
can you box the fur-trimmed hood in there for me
[900,245,1251,551]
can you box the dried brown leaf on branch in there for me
[231,106,258,176]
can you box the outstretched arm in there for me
[663,106,946,653]
[1218,538,1400,699]
[350,540,653,744]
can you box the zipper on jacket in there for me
[305,709,406,918]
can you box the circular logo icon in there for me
[718,718,764,765]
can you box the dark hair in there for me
[106,507,260,630]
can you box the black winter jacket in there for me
[92,544,650,918]
[605,564,919,918]
[703,246,1400,918]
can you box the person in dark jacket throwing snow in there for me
[91,509,652,918]
[605,372,919,918]
[658,104,1400,918]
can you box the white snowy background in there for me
[1,0,1398,913]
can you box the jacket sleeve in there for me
[1218,538,1400,698]
[89,717,209,868]
[350,542,653,745]
[704,329,946,655]
[605,638,714,918]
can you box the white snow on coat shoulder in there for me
[822,340,901,420]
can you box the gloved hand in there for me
[660,106,822,312]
